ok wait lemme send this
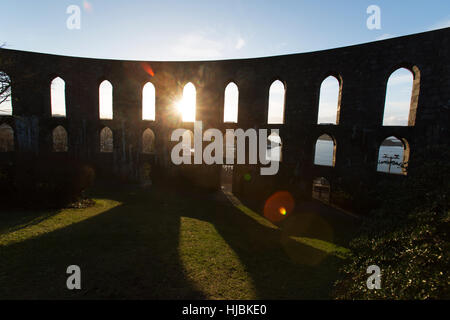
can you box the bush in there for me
[334,146,450,299]
[1,156,95,209]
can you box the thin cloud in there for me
[383,115,408,126]
[386,101,410,108]
[235,36,246,50]
[170,32,247,60]
[171,33,224,60]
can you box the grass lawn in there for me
[0,183,359,299]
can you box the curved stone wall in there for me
[0,28,449,208]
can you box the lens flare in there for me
[280,212,335,266]
[83,1,93,13]
[263,191,294,222]
[141,62,155,77]
[244,173,251,181]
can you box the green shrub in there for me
[334,146,450,299]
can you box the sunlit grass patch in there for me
[178,216,256,299]
[0,199,121,247]
[223,191,277,230]
[289,236,351,259]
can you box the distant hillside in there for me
[317,135,402,147]
[381,139,403,147]
[317,135,333,141]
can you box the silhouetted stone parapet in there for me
[0,28,449,207]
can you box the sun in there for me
[175,83,196,122]
[175,99,184,115]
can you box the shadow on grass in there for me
[175,187,358,299]
[0,182,359,299]
[0,185,205,299]
[0,208,58,235]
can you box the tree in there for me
[0,43,13,114]
[0,71,11,104]
[0,70,11,114]
[0,45,38,117]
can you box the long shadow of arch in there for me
[0,182,358,299]
[0,209,58,235]
[0,184,205,299]
[171,186,358,299]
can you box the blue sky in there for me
[0,0,448,61]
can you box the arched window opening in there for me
[176,82,196,122]
[266,132,282,162]
[224,82,238,123]
[317,76,340,125]
[267,80,285,124]
[377,136,409,175]
[100,127,113,153]
[52,125,68,152]
[99,80,113,120]
[142,82,156,121]
[0,123,14,152]
[0,71,12,116]
[314,134,336,167]
[51,77,66,117]
[142,128,155,154]
[382,68,416,126]
[312,177,331,203]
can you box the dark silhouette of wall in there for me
[0,28,449,210]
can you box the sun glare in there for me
[176,82,196,122]
[175,100,184,114]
